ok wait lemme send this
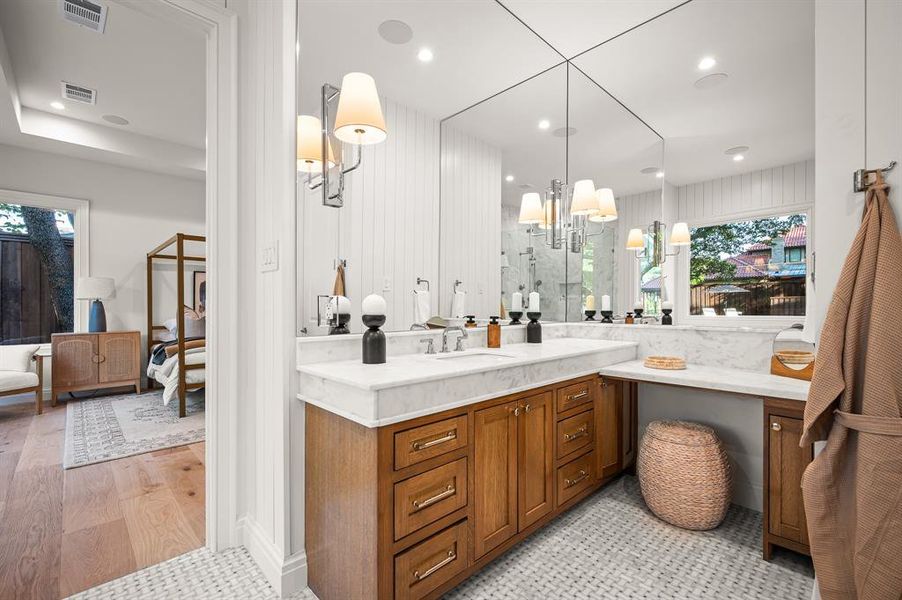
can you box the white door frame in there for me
[118,0,240,551]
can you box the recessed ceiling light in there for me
[378,20,413,44]
[103,114,130,126]
[724,145,749,155]
[538,119,550,130]
[693,72,729,90]
[698,56,716,70]
[733,154,745,162]
[50,101,65,110]
[551,127,577,138]
[417,48,434,62]
[505,175,514,182]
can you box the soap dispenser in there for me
[465,315,478,328]
[487,316,501,348]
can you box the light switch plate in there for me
[260,240,279,272]
[382,277,392,292]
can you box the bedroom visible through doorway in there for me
[0,0,216,596]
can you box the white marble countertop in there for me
[598,360,810,401]
[298,338,636,391]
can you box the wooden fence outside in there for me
[0,232,74,344]
[689,279,806,316]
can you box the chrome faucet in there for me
[441,326,468,353]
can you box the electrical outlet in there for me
[260,240,279,272]
[382,277,392,292]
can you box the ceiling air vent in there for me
[59,0,107,33]
[61,82,97,105]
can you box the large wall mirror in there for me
[296,1,813,334]
[296,1,560,335]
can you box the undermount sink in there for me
[433,351,516,363]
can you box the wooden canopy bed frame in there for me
[147,233,206,417]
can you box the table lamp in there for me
[76,277,115,332]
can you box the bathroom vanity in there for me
[301,338,639,600]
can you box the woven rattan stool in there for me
[637,420,732,530]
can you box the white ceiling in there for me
[0,0,206,178]
[501,0,686,59]
[572,0,814,185]
[297,0,563,120]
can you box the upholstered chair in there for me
[0,345,44,414]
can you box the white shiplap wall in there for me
[439,125,503,319]
[677,159,815,223]
[299,98,441,334]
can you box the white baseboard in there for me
[237,515,308,598]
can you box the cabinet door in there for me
[52,334,98,387]
[768,414,812,545]
[596,378,623,479]
[98,332,140,384]
[518,391,553,530]
[473,401,518,559]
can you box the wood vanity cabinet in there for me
[763,397,813,560]
[306,374,629,600]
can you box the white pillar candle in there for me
[511,291,523,311]
[661,300,674,310]
[362,293,387,316]
[601,294,611,311]
[634,298,644,311]
[529,291,540,312]
[585,294,596,310]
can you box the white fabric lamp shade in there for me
[333,73,387,145]
[296,115,336,173]
[670,222,691,246]
[76,277,115,300]
[626,228,645,251]
[570,179,598,216]
[589,188,618,222]
[518,192,544,224]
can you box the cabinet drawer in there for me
[556,410,594,461]
[394,521,469,600]
[394,415,468,470]
[394,458,468,541]
[556,380,594,415]
[556,452,595,508]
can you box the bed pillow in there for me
[162,309,206,340]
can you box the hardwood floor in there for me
[0,398,205,599]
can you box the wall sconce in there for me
[299,72,387,208]
[627,220,690,267]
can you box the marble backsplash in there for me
[297,321,777,373]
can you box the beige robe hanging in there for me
[800,175,902,600]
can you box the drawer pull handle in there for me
[565,470,589,487]
[412,431,456,451]
[564,426,588,442]
[411,484,455,511]
[567,390,589,402]
[414,550,456,582]
[771,422,782,432]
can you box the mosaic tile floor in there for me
[70,476,813,600]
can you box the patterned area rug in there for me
[69,477,813,600]
[63,390,205,469]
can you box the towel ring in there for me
[416,277,430,291]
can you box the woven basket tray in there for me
[644,355,687,370]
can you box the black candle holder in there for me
[361,314,386,364]
[526,312,542,343]
[508,311,523,325]
[329,312,351,335]
[661,308,673,325]
[584,310,597,321]
[600,310,614,324]
[633,308,644,321]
